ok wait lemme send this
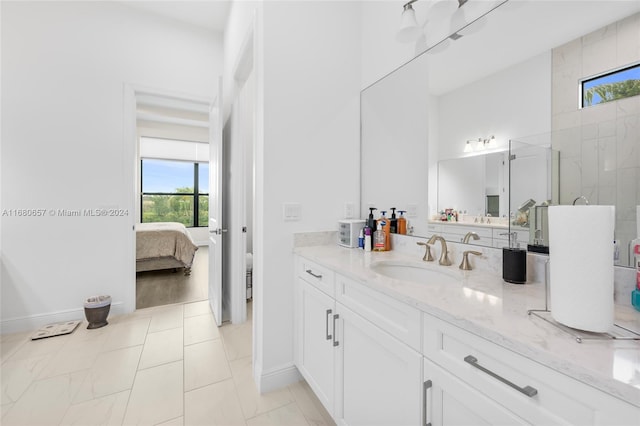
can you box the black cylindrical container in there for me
[503,248,527,284]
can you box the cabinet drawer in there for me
[298,257,335,297]
[423,313,639,425]
[336,274,421,351]
[441,224,493,239]
[427,223,442,234]
[493,229,529,246]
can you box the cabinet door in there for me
[298,279,336,415]
[423,357,528,426]
[339,303,422,426]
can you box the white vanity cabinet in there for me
[295,252,640,426]
[427,222,495,248]
[295,256,423,425]
[295,258,338,415]
[422,312,640,426]
[492,227,530,249]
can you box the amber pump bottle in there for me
[397,210,407,235]
[379,211,391,251]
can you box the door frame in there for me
[227,16,257,326]
[123,84,212,313]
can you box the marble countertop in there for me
[294,244,640,407]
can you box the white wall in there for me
[360,0,416,89]
[261,0,361,390]
[223,0,362,391]
[1,1,222,332]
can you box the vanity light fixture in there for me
[463,140,473,153]
[449,0,468,39]
[397,0,421,43]
[464,138,481,152]
[451,0,487,37]
[483,135,496,149]
[397,0,475,45]
[464,135,496,153]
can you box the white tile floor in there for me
[0,301,335,426]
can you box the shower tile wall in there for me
[551,12,640,265]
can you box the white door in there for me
[298,279,336,416]
[209,76,224,326]
[339,304,423,426]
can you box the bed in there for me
[136,222,199,275]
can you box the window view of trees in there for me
[141,159,208,227]
[582,64,640,107]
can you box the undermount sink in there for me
[370,260,459,285]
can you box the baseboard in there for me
[0,301,125,335]
[255,362,302,394]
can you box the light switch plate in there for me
[283,202,301,221]
[344,203,355,219]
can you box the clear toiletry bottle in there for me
[373,222,386,252]
[364,227,372,252]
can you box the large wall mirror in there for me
[360,0,640,267]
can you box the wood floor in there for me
[136,246,208,309]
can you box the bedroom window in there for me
[141,159,209,227]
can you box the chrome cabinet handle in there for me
[325,309,332,340]
[423,380,432,426]
[464,355,538,397]
[305,269,322,279]
[332,314,339,347]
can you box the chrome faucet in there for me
[416,242,434,262]
[427,235,452,266]
[462,232,480,244]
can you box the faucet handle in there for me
[417,242,434,262]
[459,250,482,270]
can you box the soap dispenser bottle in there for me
[373,222,386,252]
[364,227,372,252]
[366,207,377,250]
[389,208,398,234]
[380,211,391,251]
[397,210,407,235]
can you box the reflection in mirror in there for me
[513,116,640,267]
[508,139,558,253]
[360,0,640,267]
[437,152,509,220]
[433,151,510,249]
[360,50,429,237]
